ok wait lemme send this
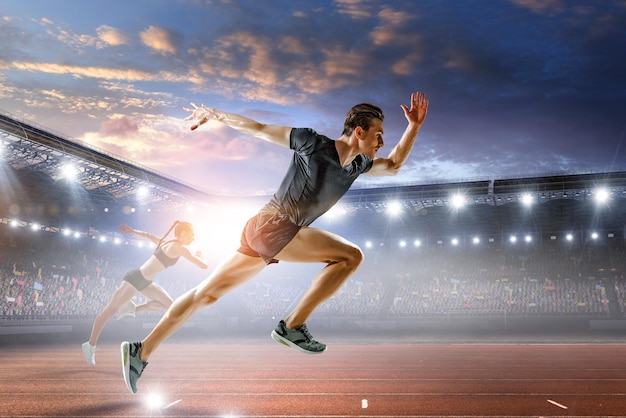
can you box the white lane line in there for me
[547,399,568,409]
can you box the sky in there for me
[1,0,625,197]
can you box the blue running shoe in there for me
[121,341,148,394]
[271,320,326,354]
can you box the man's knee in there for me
[342,244,364,268]
[191,288,219,306]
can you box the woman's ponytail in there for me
[157,220,179,248]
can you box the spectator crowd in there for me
[2,228,625,322]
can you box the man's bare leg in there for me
[276,227,364,328]
[139,252,266,361]
[267,227,362,354]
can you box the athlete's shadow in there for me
[63,399,203,417]
[56,399,137,416]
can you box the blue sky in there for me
[1,0,625,196]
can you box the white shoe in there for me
[115,300,137,320]
[82,342,97,366]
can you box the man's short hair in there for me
[342,103,384,136]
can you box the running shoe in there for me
[121,341,148,394]
[271,320,327,354]
[81,342,97,366]
[115,300,137,320]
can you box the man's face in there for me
[358,118,384,159]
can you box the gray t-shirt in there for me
[268,127,373,227]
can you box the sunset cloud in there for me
[140,26,177,55]
[96,25,128,47]
[511,0,564,14]
[335,0,376,20]
[7,61,193,84]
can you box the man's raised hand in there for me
[183,102,213,131]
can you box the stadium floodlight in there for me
[451,237,459,246]
[509,235,517,243]
[594,187,610,204]
[591,232,599,240]
[73,232,80,238]
[99,236,106,243]
[525,235,532,243]
[31,223,40,231]
[566,233,573,242]
[325,205,347,219]
[472,236,480,244]
[364,240,373,249]
[10,220,18,227]
[63,229,71,236]
[137,186,149,199]
[399,240,407,248]
[450,193,465,209]
[413,239,421,247]
[521,193,533,206]
[60,163,78,180]
[385,201,402,216]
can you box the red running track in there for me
[0,341,625,417]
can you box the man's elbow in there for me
[385,161,403,176]
[371,158,403,176]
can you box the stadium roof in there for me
[0,109,214,212]
[340,171,626,213]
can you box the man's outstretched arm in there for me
[184,103,292,148]
[367,91,429,176]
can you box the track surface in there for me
[1,340,625,417]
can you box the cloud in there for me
[98,81,172,109]
[76,112,294,194]
[279,35,309,55]
[370,7,417,46]
[0,77,18,100]
[189,30,361,104]
[40,89,67,100]
[7,60,193,84]
[392,51,423,76]
[442,48,477,72]
[0,75,117,116]
[511,0,564,14]
[369,7,423,75]
[0,74,175,123]
[140,26,177,55]
[321,46,368,78]
[82,116,177,168]
[38,18,101,52]
[101,115,139,136]
[223,32,280,85]
[372,13,421,55]
[334,0,377,20]
[99,80,172,97]
[96,25,128,47]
